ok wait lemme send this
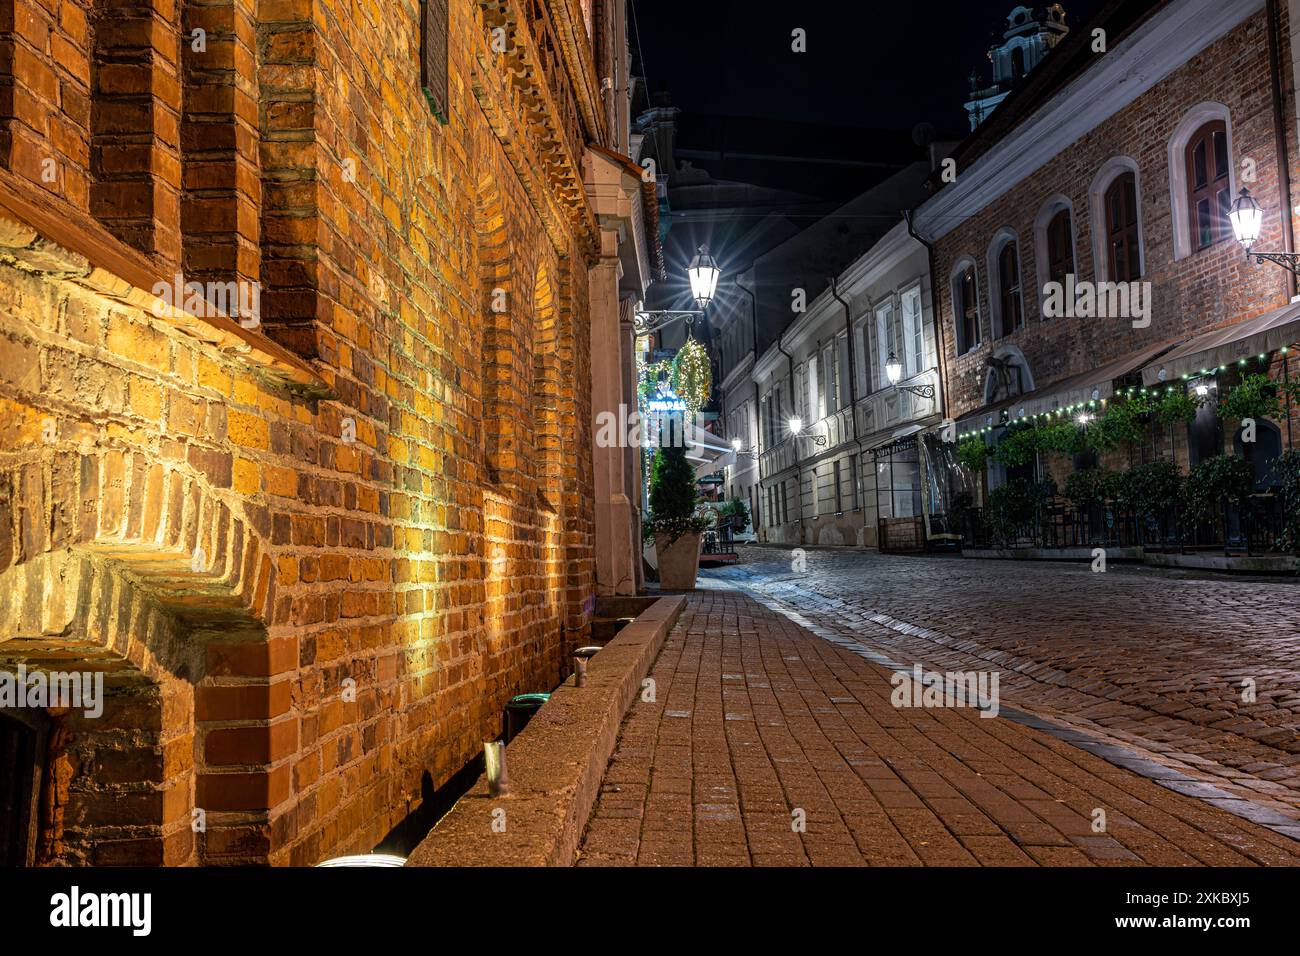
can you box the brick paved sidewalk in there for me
[715,548,1300,822]
[577,586,1300,866]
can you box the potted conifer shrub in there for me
[646,445,711,590]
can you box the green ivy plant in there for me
[1094,394,1150,450]
[719,496,750,529]
[1219,373,1280,423]
[1063,468,1121,508]
[1282,377,1300,411]
[1116,459,1185,520]
[984,478,1055,546]
[1034,418,1088,456]
[1155,387,1202,427]
[670,337,712,419]
[1182,455,1254,534]
[993,424,1040,468]
[1269,451,1300,557]
[956,436,991,473]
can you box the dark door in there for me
[0,710,43,866]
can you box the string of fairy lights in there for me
[956,349,1288,440]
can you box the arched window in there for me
[1186,120,1232,251]
[1034,196,1076,313]
[1046,208,1074,286]
[951,261,981,355]
[1168,104,1235,260]
[987,231,1024,339]
[1089,157,1145,283]
[1105,173,1142,281]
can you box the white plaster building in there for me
[748,222,945,549]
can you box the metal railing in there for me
[954,495,1287,556]
[702,521,737,555]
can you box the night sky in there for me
[632,0,1104,136]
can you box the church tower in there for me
[965,5,1070,130]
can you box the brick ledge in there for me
[406,595,685,867]
[0,168,328,398]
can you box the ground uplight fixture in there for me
[687,245,721,309]
[316,854,407,867]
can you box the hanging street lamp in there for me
[634,246,721,336]
[885,351,936,399]
[1229,187,1298,273]
[687,245,721,309]
[787,416,827,447]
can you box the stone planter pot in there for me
[655,532,701,590]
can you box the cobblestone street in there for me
[716,549,1300,819]
[578,553,1300,866]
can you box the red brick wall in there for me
[0,0,597,865]
[934,11,1299,424]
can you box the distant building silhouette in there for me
[965,5,1070,130]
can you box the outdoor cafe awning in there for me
[684,422,735,480]
[1139,300,1300,386]
[957,341,1177,436]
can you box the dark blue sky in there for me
[632,0,1104,135]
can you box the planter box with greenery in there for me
[645,445,712,590]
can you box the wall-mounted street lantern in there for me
[787,416,827,447]
[635,246,721,336]
[687,245,721,309]
[730,438,760,460]
[1229,187,1297,273]
[885,351,936,399]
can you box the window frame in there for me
[1046,209,1075,286]
[950,261,981,356]
[419,0,451,124]
[1105,172,1142,281]
[1185,120,1232,252]
[1033,195,1077,316]
[900,284,925,377]
[1089,157,1145,282]
[1168,103,1236,261]
[986,229,1023,339]
[874,299,896,389]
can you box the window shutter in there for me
[421,0,450,123]
[902,288,923,377]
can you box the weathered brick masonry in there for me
[0,0,606,865]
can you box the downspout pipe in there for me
[734,275,760,457]
[905,207,948,548]
[1267,0,1296,301]
[773,300,801,543]
[905,208,947,416]
[829,275,868,543]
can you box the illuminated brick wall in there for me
[0,0,599,865]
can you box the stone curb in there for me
[406,595,686,867]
